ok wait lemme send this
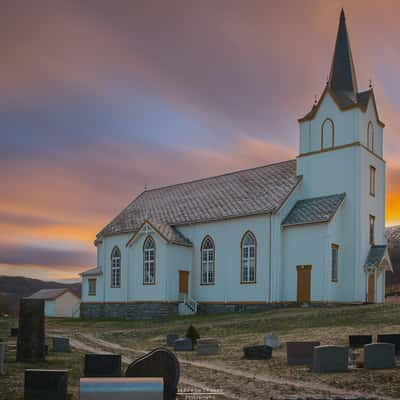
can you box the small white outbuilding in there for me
[27,288,81,318]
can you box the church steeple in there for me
[328,9,358,101]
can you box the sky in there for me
[1,0,400,282]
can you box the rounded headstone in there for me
[312,345,348,373]
[264,333,280,349]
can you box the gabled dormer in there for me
[298,9,384,159]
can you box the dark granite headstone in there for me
[286,341,320,366]
[166,334,179,347]
[364,343,396,369]
[24,369,68,400]
[0,343,5,374]
[126,348,180,400]
[349,335,372,348]
[84,354,122,377]
[377,334,400,355]
[17,299,45,362]
[312,345,348,373]
[52,337,70,353]
[174,337,192,351]
[243,345,272,360]
[10,328,19,337]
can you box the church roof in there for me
[97,160,301,240]
[282,193,345,228]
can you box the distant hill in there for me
[386,225,400,293]
[0,275,81,315]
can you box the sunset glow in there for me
[2,0,399,281]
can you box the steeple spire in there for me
[328,9,358,100]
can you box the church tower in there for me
[296,9,388,302]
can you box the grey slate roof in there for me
[80,267,103,277]
[282,193,346,227]
[364,245,392,271]
[26,288,77,300]
[98,160,301,240]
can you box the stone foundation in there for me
[197,303,284,314]
[81,302,179,320]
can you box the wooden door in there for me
[368,272,375,303]
[297,265,312,303]
[179,271,189,294]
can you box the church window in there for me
[111,247,121,288]
[88,278,96,296]
[331,244,339,282]
[143,236,156,284]
[367,121,374,152]
[321,118,334,149]
[370,166,376,196]
[241,231,256,283]
[369,215,375,245]
[201,236,215,285]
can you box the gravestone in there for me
[0,342,5,374]
[243,345,272,360]
[349,335,372,348]
[24,369,68,400]
[17,299,45,362]
[126,348,179,400]
[286,341,320,366]
[312,345,348,373]
[377,334,400,355]
[80,377,163,400]
[174,337,192,351]
[52,337,70,353]
[10,328,18,337]
[264,333,280,349]
[364,343,396,369]
[197,338,219,355]
[166,334,179,347]
[84,354,122,377]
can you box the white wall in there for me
[55,291,81,318]
[178,214,271,303]
[44,300,56,317]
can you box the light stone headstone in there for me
[364,343,396,369]
[17,299,45,362]
[312,345,348,373]
[264,333,280,349]
[80,377,163,400]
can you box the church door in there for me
[297,265,312,303]
[179,271,189,295]
[368,271,375,303]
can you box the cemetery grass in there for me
[0,318,83,400]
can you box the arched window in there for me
[321,118,334,150]
[367,121,374,152]
[143,236,156,285]
[111,247,121,288]
[241,231,256,283]
[201,236,215,285]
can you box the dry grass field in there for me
[1,304,400,399]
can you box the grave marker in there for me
[174,338,192,351]
[17,299,45,362]
[312,345,348,373]
[52,337,71,353]
[377,334,400,355]
[264,333,280,349]
[0,342,5,374]
[364,343,396,369]
[24,369,68,400]
[243,345,272,360]
[286,341,320,366]
[349,335,372,348]
[84,354,122,377]
[166,334,179,347]
[126,348,179,400]
[197,338,219,355]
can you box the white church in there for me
[81,10,392,319]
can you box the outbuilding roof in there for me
[364,245,393,271]
[282,193,346,227]
[80,267,103,277]
[26,288,79,300]
[97,160,301,240]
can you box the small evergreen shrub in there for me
[185,325,200,345]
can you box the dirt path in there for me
[68,332,395,400]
